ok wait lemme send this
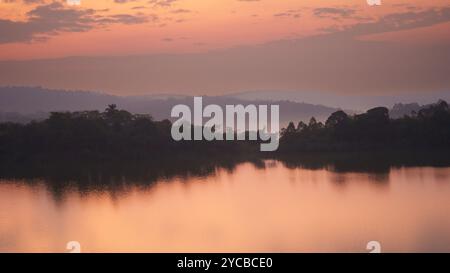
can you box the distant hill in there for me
[389,101,450,119]
[0,111,48,123]
[0,86,342,125]
[228,90,450,111]
[390,103,422,119]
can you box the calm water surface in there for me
[1,160,450,252]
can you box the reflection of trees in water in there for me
[278,151,450,185]
[1,151,449,200]
[279,151,450,172]
[0,155,266,200]
[1,102,450,198]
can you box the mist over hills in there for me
[1,86,447,125]
[228,90,450,111]
[0,86,341,125]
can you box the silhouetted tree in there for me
[296,121,307,132]
[325,110,350,128]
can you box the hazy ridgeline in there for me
[0,86,341,126]
[2,86,448,124]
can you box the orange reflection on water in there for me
[1,161,450,253]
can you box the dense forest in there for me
[0,100,449,167]
[0,104,258,164]
[279,100,450,153]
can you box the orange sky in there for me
[1,0,449,60]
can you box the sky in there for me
[0,0,449,97]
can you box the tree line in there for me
[279,100,450,153]
[0,104,256,163]
[0,101,449,165]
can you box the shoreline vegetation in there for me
[1,100,450,184]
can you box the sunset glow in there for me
[0,0,449,60]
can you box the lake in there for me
[1,160,450,253]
